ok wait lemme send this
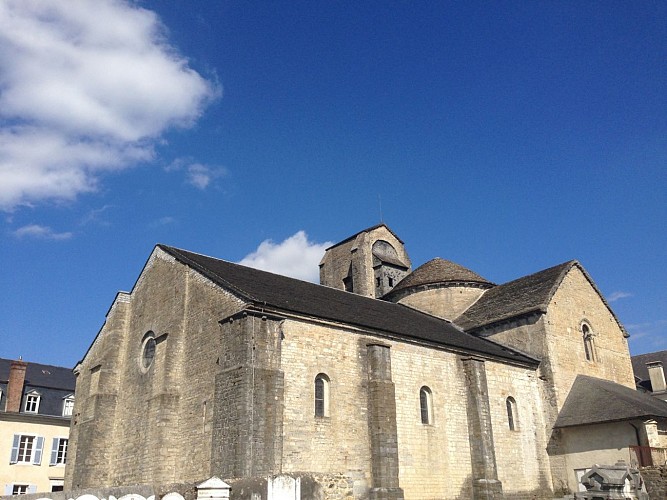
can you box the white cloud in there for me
[627,320,667,349]
[0,0,219,210]
[607,291,633,302]
[187,163,226,190]
[238,231,333,282]
[13,224,72,240]
[165,158,226,190]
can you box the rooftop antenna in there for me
[378,194,383,223]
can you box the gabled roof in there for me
[158,245,536,366]
[554,375,667,428]
[385,258,494,298]
[455,261,626,336]
[632,350,667,390]
[455,261,574,331]
[0,358,75,391]
[325,223,403,250]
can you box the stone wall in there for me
[67,248,247,489]
[640,465,667,500]
[395,285,486,321]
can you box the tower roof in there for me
[386,258,494,297]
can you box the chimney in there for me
[647,361,667,393]
[6,359,27,412]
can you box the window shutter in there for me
[50,438,59,466]
[32,437,44,465]
[27,485,37,494]
[4,485,12,495]
[10,435,20,464]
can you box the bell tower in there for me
[319,224,411,298]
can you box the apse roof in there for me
[554,375,667,428]
[385,258,494,297]
[158,245,536,366]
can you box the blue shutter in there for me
[4,485,12,495]
[50,438,59,466]
[32,436,44,465]
[10,435,20,464]
[27,485,37,494]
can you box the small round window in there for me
[141,335,156,370]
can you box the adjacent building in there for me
[64,224,667,499]
[1,359,75,495]
[632,350,667,402]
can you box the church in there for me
[65,224,667,499]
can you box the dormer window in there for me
[24,391,41,413]
[62,395,75,417]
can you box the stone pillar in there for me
[366,343,404,500]
[6,359,27,412]
[461,357,504,499]
[213,312,284,478]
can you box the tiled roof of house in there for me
[158,245,537,366]
[454,261,576,331]
[0,358,75,391]
[0,358,75,417]
[385,258,494,298]
[554,375,667,428]
[632,350,667,391]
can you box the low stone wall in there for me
[0,474,361,500]
[641,465,667,500]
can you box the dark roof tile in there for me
[158,245,536,365]
[554,375,667,428]
[386,258,493,297]
[455,261,576,331]
[0,358,75,391]
[632,350,667,387]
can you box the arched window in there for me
[582,323,596,362]
[314,374,330,417]
[506,396,518,431]
[420,386,433,424]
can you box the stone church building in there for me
[65,224,667,499]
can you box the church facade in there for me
[64,224,667,499]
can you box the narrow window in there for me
[420,386,433,424]
[582,324,595,362]
[376,277,382,287]
[343,276,353,292]
[50,438,68,466]
[314,374,330,417]
[388,277,394,287]
[506,397,518,431]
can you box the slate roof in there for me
[0,358,75,391]
[632,350,667,391]
[554,375,667,428]
[158,245,536,366]
[455,261,576,331]
[0,358,75,417]
[385,258,494,298]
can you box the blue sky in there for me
[0,1,665,367]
